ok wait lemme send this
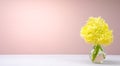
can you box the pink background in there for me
[0,0,120,54]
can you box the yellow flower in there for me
[80,17,113,46]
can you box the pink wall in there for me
[0,0,120,54]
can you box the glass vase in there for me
[90,45,106,64]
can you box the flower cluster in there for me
[80,17,113,46]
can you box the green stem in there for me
[99,45,103,51]
[92,45,100,62]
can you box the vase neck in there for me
[93,45,104,51]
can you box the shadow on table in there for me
[67,59,120,65]
[103,60,120,65]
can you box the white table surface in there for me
[0,55,120,66]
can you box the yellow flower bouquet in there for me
[80,17,113,63]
